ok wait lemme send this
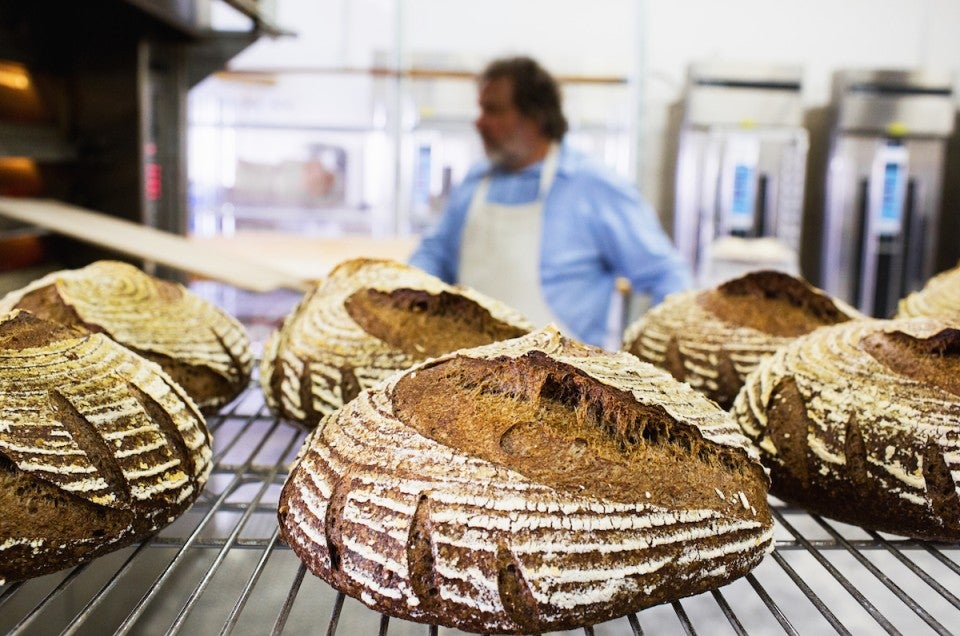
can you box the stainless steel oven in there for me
[0,0,278,286]
[816,69,955,318]
[673,62,809,287]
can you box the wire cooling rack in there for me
[1,375,958,636]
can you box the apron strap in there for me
[459,142,568,332]
[538,142,560,198]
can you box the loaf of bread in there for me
[0,309,212,583]
[260,258,533,428]
[732,318,960,542]
[896,261,960,325]
[0,260,254,411]
[279,326,774,633]
[623,270,861,409]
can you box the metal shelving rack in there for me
[1,377,959,635]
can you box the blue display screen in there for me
[731,164,754,217]
[876,159,906,237]
[881,162,902,224]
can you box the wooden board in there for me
[0,197,311,293]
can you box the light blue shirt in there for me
[410,142,693,346]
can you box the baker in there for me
[409,55,692,347]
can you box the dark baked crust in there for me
[623,270,861,409]
[733,318,960,541]
[0,260,254,412]
[279,327,773,633]
[260,258,533,428]
[0,310,212,582]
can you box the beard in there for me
[481,136,526,171]
[480,135,504,164]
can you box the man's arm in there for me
[582,176,694,305]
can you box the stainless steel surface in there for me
[674,63,808,285]
[833,69,956,137]
[819,69,954,317]
[2,345,958,635]
[684,62,805,128]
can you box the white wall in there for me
[230,0,640,76]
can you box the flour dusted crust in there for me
[623,270,861,409]
[896,261,960,325]
[732,318,960,541]
[0,310,212,583]
[260,258,533,428]
[0,260,254,411]
[279,327,773,633]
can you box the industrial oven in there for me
[815,69,956,318]
[0,0,278,288]
[673,62,809,288]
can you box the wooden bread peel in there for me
[0,197,311,293]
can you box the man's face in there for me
[474,76,540,170]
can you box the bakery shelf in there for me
[1,374,959,635]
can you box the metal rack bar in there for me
[770,507,902,634]
[768,550,848,634]
[8,564,88,635]
[60,543,153,635]
[114,416,289,634]
[671,600,695,635]
[220,528,284,635]
[812,516,952,635]
[869,532,960,609]
[709,589,748,636]
[164,429,301,634]
[327,592,345,636]
[272,563,307,636]
[744,571,798,635]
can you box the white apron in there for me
[459,145,564,330]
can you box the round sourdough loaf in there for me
[278,327,774,634]
[732,318,960,541]
[260,258,533,428]
[0,310,212,583]
[623,270,861,409]
[0,260,253,411]
[896,261,960,325]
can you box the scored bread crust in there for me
[896,261,960,325]
[732,318,960,541]
[260,258,533,428]
[623,270,861,409]
[0,310,212,583]
[279,327,774,634]
[0,260,254,411]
